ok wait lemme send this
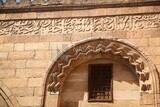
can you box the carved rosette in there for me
[47,38,154,93]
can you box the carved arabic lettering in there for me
[0,14,159,36]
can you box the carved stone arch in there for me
[44,37,160,106]
[0,80,20,107]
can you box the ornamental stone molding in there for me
[0,80,20,107]
[0,13,160,36]
[45,37,159,94]
[0,0,160,13]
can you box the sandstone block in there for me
[113,81,139,90]
[4,35,39,43]
[5,13,22,20]
[0,14,6,20]
[2,78,28,88]
[28,78,44,87]
[114,90,140,100]
[0,69,15,78]
[16,69,45,78]
[14,43,24,51]
[143,47,160,55]
[38,12,54,18]
[35,51,52,60]
[11,87,34,97]
[0,60,26,69]
[63,81,87,92]
[0,44,14,52]
[126,38,148,47]
[45,93,59,107]
[0,52,8,60]
[140,93,155,105]
[61,92,84,102]
[149,56,160,65]
[25,42,49,51]
[22,12,37,19]
[8,51,34,60]
[26,60,51,68]
[149,38,160,46]
[39,34,71,42]
[17,96,41,107]
[50,42,72,52]
[34,87,43,96]
[0,37,4,43]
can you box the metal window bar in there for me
[88,64,113,102]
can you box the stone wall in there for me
[0,3,160,107]
[61,59,139,107]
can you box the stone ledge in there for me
[0,0,160,13]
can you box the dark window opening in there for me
[88,64,113,102]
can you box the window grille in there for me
[88,64,113,102]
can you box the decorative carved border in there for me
[46,37,159,94]
[0,13,160,36]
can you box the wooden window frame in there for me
[88,64,113,102]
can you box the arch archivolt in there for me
[0,80,20,107]
[44,37,159,106]
[46,37,159,93]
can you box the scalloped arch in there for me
[44,37,159,104]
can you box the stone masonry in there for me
[0,0,160,107]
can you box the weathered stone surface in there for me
[0,69,15,78]
[5,13,22,20]
[60,59,140,107]
[25,42,49,51]
[79,101,140,107]
[17,96,41,107]
[34,87,43,96]
[2,78,28,88]
[140,93,155,105]
[0,44,14,52]
[16,69,46,78]
[0,52,8,60]
[8,51,35,60]
[1,13,160,36]
[149,38,160,46]
[0,1,160,107]
[35,51,52,60]
[28,78,44,87]
[11,88,34,97]
[0,14,6,20]
[45,93,59,107]
[26,60,51,68]
[1,0,159,10]
[14,43,24,51]
[0,60,26,69]
[0,95,9,107]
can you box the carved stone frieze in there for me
[46,38,159,94]
[0,14,160,36]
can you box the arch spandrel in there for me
[45,37,159,95]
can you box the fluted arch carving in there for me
[46,37,159,96]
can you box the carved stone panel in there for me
[0,14,160,36]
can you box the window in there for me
[88,64,113,102]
